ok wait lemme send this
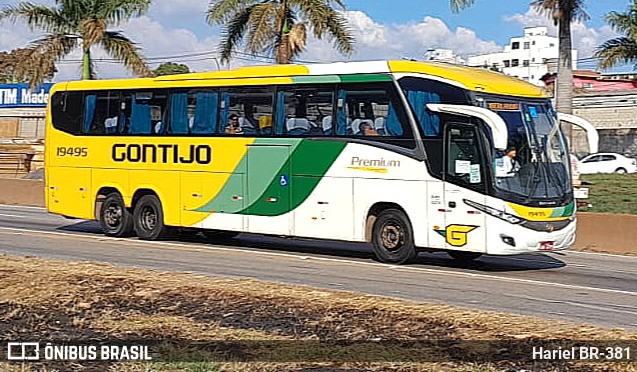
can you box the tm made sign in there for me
[0,83,53,108]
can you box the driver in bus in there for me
[495,145,520,177]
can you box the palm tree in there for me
[451,0,587,142]
[595,0,637,70]
[0,0,152,86]
[531,0,588,119]
[206,0,354,64]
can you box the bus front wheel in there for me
[371,209,417,264]
[133,195,170,240]
[99,193,134,237]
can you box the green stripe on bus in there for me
[339,74,392,83]
[239,140,347,216]
[550,201,575,218]
[292,75,341,84]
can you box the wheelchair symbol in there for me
[279,175,288,186]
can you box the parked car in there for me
[579,153,637,174]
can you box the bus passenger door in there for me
[246,143,292,235]
[442,124,487,254]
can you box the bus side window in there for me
[398,77,468,138]
[336,82,414,147]
[221,87,274,136]
[445,125,485,190]
[51,92,84,135]
[276,85,335,136]
[83,91,120,134]
[129,91,168,135]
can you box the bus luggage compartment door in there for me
[47,167,92,219]
[245,144,292,235]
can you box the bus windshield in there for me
[483,97,571,203]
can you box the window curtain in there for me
[192,92,218,134]
[130,98,151,134]
[275,91,286,134]
[336,90,347,135]
[170,93,189,134]
[408,91,441,136]
[219,92,230,132]
[385,104,403,136]
[83,94,96,133]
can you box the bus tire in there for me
[371,209,417,264]
[202,230,239,240]
[99,193,134,237]
[133,195,169,240]
[447,251,482,261]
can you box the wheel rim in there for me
[617,169,626,174]
[104,202,122,228]
[380,218,404,251]
[140,205,157,231]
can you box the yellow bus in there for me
[46,60,575,264]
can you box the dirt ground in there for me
[0,180,634,256]
[0,255,635,372]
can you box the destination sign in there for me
[487,102,520,111]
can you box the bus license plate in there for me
[539,241,554,251]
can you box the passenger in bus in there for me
[360,122,379,136]
[225,114,244,134]
[351,118,375,135]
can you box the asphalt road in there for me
[0,204,636,330]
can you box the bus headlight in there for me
[463,199,523,225]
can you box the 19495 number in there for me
[56,147,88,157]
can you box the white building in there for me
[467,27,577,86]
[424,49,466,65]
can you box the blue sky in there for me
[0,0,633,79]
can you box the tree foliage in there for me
[595,0,637,70]
[153,62,191,76]
[0,0,153,87]
[450,0,587,118]
[0,48,56,84]
[206,0,355,64]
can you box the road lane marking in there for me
[1,226,636,298]
[0,204,46,211]
[0,213,25,218]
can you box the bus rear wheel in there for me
[371,209,417,264]
[134,195,170,240]
[447,251,482,261]
[100,193,134,237]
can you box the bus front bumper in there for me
[486,217,576,255]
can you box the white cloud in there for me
[302,12,501,63]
